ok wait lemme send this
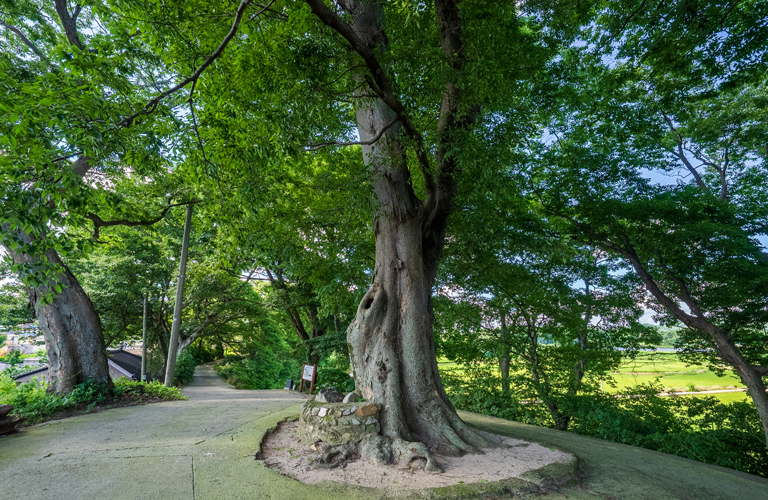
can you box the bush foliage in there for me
[114,379,187,400]
[442,367,768,477]
[173,349,197,387]
[0,374,187,424]
[215,352,300,390]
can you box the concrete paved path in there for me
[0,365,312,500]
[1,365,767,500]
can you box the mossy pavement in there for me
[0,365,765,500]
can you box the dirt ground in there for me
[260,420,573,492]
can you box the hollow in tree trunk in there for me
[344,73,492,467]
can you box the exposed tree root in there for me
[310,441,358,469]
[311,435,444,473]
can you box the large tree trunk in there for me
[304,0,492,464]
[4,238,111,394]
[347,90,490,460]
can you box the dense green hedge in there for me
[215,352,300,390]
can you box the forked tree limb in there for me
[302,0,434,191]
[305,118,399,151]
[118,0,267,128]
[87,200,199,239]
[54,0,85,50]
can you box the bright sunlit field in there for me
[437,352,747,399]
[611,352,744,393]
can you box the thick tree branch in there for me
[305,118,399,151]
[104,324,128,348]
[87,200,198,239]
[423,0,477,270]
[265,268,310,341]
[657,253,704,317]
[0,19,46,59]
[118,0,261,128]
[661,111,713,196]
[302,0,433,185]
[54,0,85,50]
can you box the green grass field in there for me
[611,352,744,393]
[438,352,749,401]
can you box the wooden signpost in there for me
[299,364,317,395]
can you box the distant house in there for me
[13,349,144,384]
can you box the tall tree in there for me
[149,0,592,463]
[531,35,768,443]
[0,0,262,391]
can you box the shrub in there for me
[442,369,768,478]
[113,379,188,400]
[1,349,23,366]
[69,380,110,406]
[173,349,197,387]
[1,363,41,378]
[314,354,355,394]
[316,367,355,393]
[0,377,72,423]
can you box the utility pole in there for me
[141,294,148,381]
[164,204,193,387]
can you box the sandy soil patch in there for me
[260,420,573,492]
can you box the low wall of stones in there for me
[298,399,380,446]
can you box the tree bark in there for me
[2,154,111,394]
[347,97,484,456]
[305,0,492,463]
[308,2,492,462]
[573,278,591,394]
[4,239,110,394]
[499,312,511,394]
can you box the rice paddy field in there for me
[613,352,741,389]
[611,351,747,403]
[438,351,750,404]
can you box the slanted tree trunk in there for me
[303,0,493,463]
[266,269,325,366]
[499,313,511,394]
[621,246,768,446]
[572,278,591,394]
[4,240,111,394]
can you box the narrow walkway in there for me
[0,365,308,500]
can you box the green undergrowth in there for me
[443,367,768,478]
[173,349,197,387]
[0,375,187,424]
[114,379,188,401]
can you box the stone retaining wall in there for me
[298,399,380,445]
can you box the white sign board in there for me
[302,364,315,381]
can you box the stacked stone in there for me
[298,397,381,445]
